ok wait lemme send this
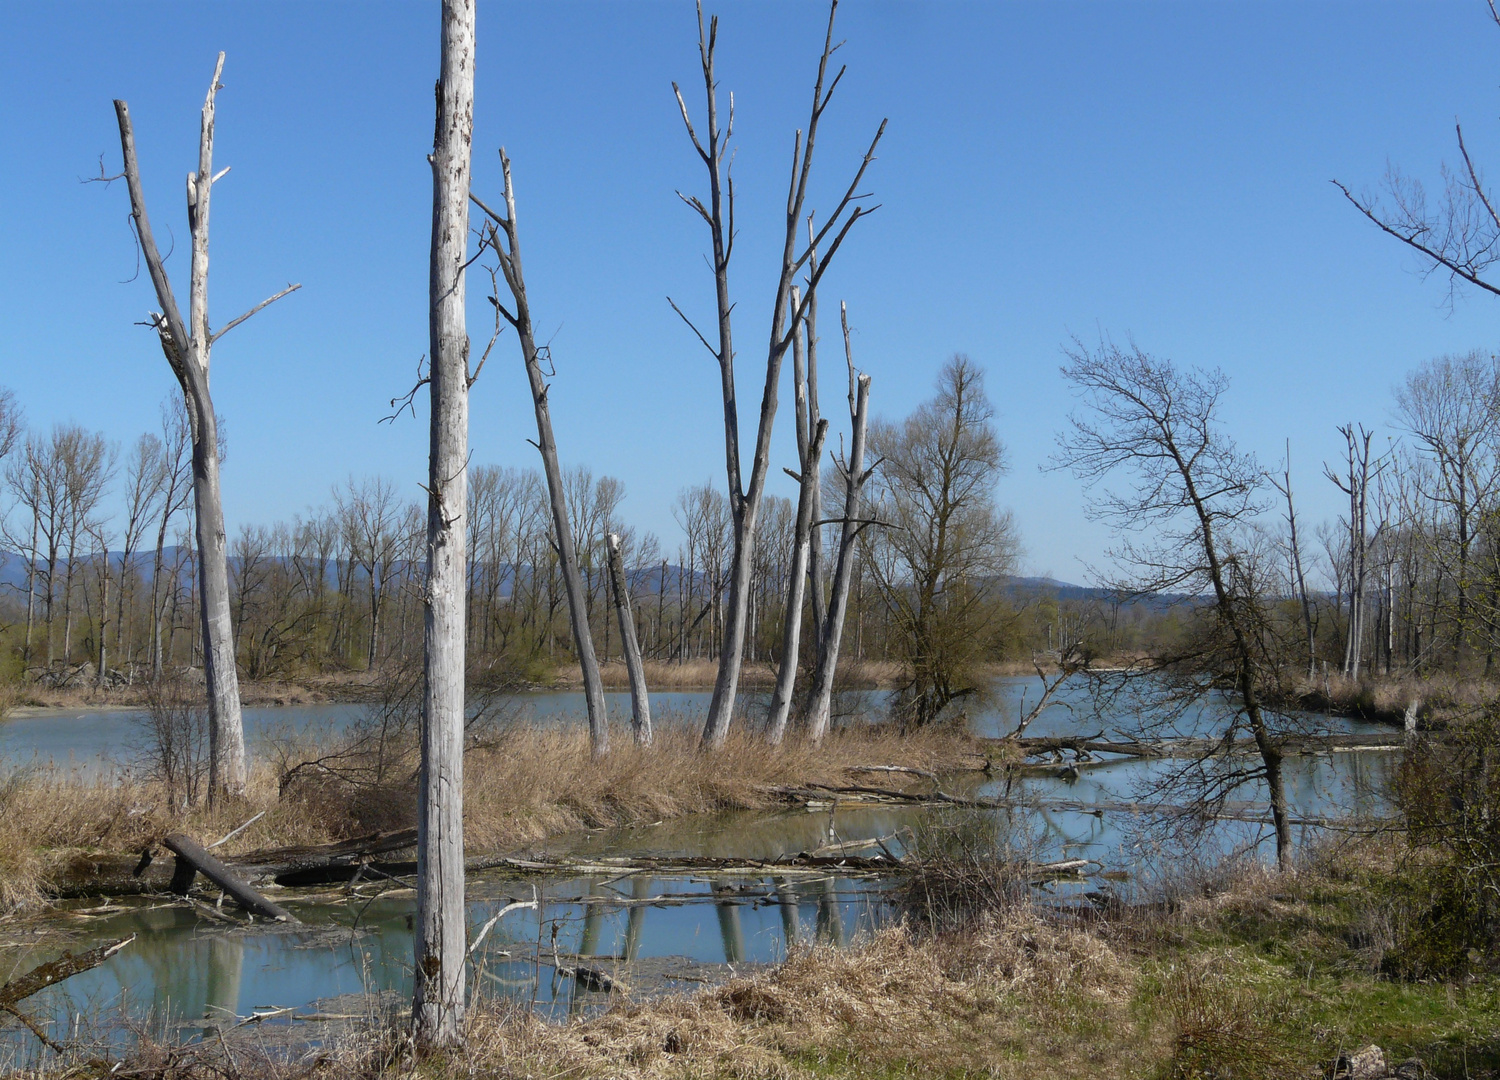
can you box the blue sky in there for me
[3,1,1499,582]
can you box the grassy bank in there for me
[0,718,992,915]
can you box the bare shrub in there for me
[895,807,1042,931]
[132,679,211,809]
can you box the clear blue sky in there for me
[3,1,1499,582]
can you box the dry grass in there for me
[310,909,1133,1080]
[8,678,336,712]
[0,717,987,916]
[1280,670,1500,725]
[549,659,902,691]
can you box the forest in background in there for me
[3,341,1500,706]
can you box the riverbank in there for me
[0,720,997,914]
[1,658,1066,716]
[22,839,1497,1079]
[1269,671,1500,728]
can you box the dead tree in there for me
[768,290,829,743]
[414,0,475,1049]
[1325,425,1378,679]
[472,151,610,756]
[606,532,652,745]
[669,0,885,747]
[1273,441,1317,679]
[112,55,300,799]
[806,303,872,741]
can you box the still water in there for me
[0,677,1400,1059]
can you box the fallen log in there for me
[0,936,134,1008]
[769,782,1374,827]
[1000,732,1411,760]
[163,833,299,923]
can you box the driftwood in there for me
[163,833,298,922]
[1003,732,1408,760]
[0,936,133,1055]
[0,937,134,1008]
[771,782,1355,827]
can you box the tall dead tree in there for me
[768,289,828,744]
[669,0,885,748]
[472,151,610,756]
[113,55,299,800]
[805,303,872,741]
[1325,425,1377,679]
[606,532,652,745]
[413,0,475,1049]
[1273,441,1316,679]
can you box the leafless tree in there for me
[472,152,611,756]
[56,426,114,666]
[413,0,474,1049]
[1272,440,1316,679]
[1053,340,1295,869]
[768,293,829,744]
[116,433,169,680]
[1335,3,1500,306]
[606,532,652,745]
[149,399,194,681]
[805,302,873,740]
[1393,351,1500,666]
[337,476,403,671]
[669,0,885,747]
[112,54,300,798]
[1324,424,1381,678]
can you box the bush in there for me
[895,808,1040,930]
[1389,708,1500,978]
[133,678,211,808]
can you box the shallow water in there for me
[0,866,888,1062]
[0,676,1402,1058]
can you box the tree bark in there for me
[768,417,828,745]
[473,150,610,756]
[806,352,871,742]
[113,57,251,799]
[606,532,652,746]
[414,0,474,1049]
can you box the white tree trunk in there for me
[768,417,827,745]
[113,55,250,799]
[474,153,610,756]
[414,0,474,1049]
[606,532,651,745]
[806,362,871,742]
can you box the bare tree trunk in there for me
[473,151,609,756]
[671,1,884,748]
[767,417,827,745]
[413,0,474,1050]
[113,55,300,799]
[804,278,827,644]
[22,510,37,667]
[1278,443,1316,679]
[606,533,651,745]
[806,312,871,742]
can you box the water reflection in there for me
[4,868,891,1057]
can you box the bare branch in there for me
[209,282,301,344]
[667,296,720,360]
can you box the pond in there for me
[0,676,1402,1061]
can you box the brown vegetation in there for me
[0,719,988,917]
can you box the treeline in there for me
[1278,350,1500,680]
[13,349,1494,698]
[0,364,1120,694]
